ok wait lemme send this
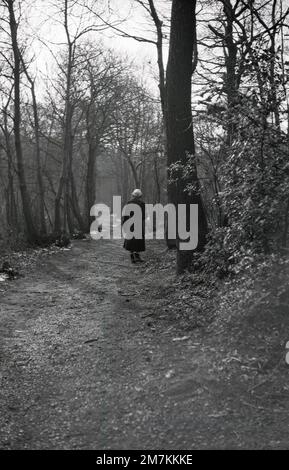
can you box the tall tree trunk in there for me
[147,0,166,125]
[63,61,73,234]
[7,0,38,243]
[54,0,74,235]
[269,0,280,130]
[6,150,18,229]
[153,156,161,204]
[54,176,64,234]
[222,0,238,146]
[127,155,140,188]
[166,0,208,272]
[2,92,18,229]
[22,71,47,235]
[70,171,85,231]
[31,81,46,234]
[122,158,129,202]
[85,138,98,232]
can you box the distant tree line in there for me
[0,0,166,247]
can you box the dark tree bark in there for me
[85,140,98,232]
[21,59,47,235]
[221,0,239,145]
[208,0,241,145]
[166,0,208,272]
[153,156,161,204]
[147,0,166,124]
[6,0,38,242]
[70,170,85,231]
[61,34,73,235]
[54,176,65,235]
[0,87,18,230]
[54,0,78,235]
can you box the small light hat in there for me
[132,189,142,198]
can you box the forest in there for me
[1,0,289,452]
[0,0,288,273]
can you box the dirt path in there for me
[0,239,289,449]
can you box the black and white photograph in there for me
[0,0,289,453]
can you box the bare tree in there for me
[77,45,126,230]
[0,84,18,231]
[21,57,47,235]
[51,0,110,234]
[3,0,38,242]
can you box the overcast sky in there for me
[20,0,170,97]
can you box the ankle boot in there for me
[134,253,144,263]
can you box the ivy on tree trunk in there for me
[166,0,208,273]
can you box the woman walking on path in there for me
[123,189,146,264]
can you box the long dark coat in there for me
[123,199,146,252]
